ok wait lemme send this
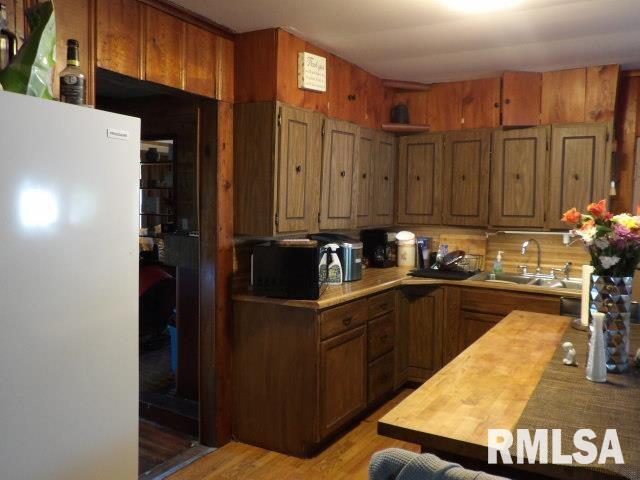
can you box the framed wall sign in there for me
[298,52,327,92]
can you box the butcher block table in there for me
[378,311,640,480]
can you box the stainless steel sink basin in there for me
[468,272,582,290]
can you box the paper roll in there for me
[581,264,594,326]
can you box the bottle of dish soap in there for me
[493,251,504,274]
[325,243,343,286]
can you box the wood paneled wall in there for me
[234,28,392,129]
[614,72,640,213]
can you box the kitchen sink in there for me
[468,272,582,290]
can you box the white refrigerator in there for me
[0,92,140,479]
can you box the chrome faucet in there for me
[521,238,542,275]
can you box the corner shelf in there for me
[381,123,430,133]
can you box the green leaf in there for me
[0,1,56,99]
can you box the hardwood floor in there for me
[139,419,197,476]
[168,389,419,480]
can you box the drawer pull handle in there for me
[378,303,388,310]
[380,334,389,342]
[342,316,353,326]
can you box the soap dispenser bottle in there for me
[325,243,343,286]
[493,251,504,274]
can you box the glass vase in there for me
[590,275,632,373]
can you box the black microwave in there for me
[251,241,327,300]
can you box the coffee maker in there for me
[361,229,397,268]
[0,4,17,71]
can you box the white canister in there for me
[396,231,416,267]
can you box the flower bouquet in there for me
[562,199,638,373]
[562,199,640,276]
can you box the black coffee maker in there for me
[0,4,17,70]
[361,229,397,268]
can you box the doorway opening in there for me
[96,68,216,478]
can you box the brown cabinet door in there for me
[541,68,587,124]
[427,82,463,131]
[145,6,184,90]
[96,0,142,79]
[184,23,216,98]
[462,78,501,129]
[502,72,542,126]
[319,119,359,230]
[356,128,375,228]
[460,311,503,351]
[397,133,443,225]
[371,132,396,226]
[276,104,323,234]
[442,130,491,226]
[547,123,609,229]
[490,127,548,228]
[398,287,444,383]
[320,326,367,437]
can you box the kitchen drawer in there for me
[320,299,368,340]
[368,351,394,404]
[461,288,560,316]
[368,290,396,318]
[368,312,395,361]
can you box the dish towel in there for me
[369,448,510,480]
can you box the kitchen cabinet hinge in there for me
[277,110,282,127]
[317,212,321,224]
[275,213,279,226]
[606,132,610,142]
[321,120,326,137]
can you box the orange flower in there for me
[579,218,595,231]
[587,199,608,218]
[561,207,581,224]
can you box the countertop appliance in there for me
[310,233,363,282]
[361,229,397,268]
[251,240,326,299]
[0,92,139,479]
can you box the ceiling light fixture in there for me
[442,0,522,13]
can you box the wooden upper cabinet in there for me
[356,129,375,228]
[541,68,586,124]
[319,326,367,437]
[215,36,234,103]
[427,82,463,131]
[184,23,216,98]
[277,104,323,234]
[462,78,501,129]
[547,123,610,229]
[397,133,443,225]
[490,127,548,228]
[502,72,542,126]
[371,132,396,226]
[442,130,491,226]
[96,0,142,79]
[145,7,185,90]
[319,119,360,230]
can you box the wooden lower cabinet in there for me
[320,326,367,437]
[233,291,396,457]
[444,287,561,363]
[397,286,445,383]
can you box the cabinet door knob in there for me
[461,174,466,181]
[362,173,367,179]
[342,317,352,326]
[384,176,389,181]
[574,174,580,181]
[516,173,520,180]
[494,102,500,108]
[340,170,346,177]
[416,175,421,181]
[504,98,511,105]
[295,165,302,173]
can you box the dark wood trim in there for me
[88,0,96,106]
[198,99,234,447]
[137,0,235,39]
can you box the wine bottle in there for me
[59,39,85,105]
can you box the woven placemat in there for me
[511,323,640,479]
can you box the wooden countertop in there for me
[233,267,581,309]
[378,311,569,450]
